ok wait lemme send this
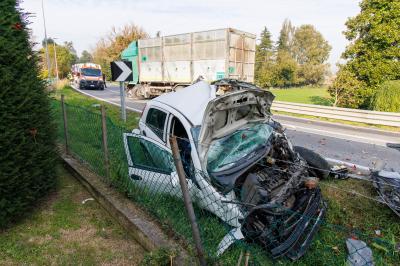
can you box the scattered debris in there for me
[81,198,95,204]
[386,143,400,150]
[346,238,374,266]
[371,170,400,217]
[331,165,349,179]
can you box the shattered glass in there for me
[207,123,273,172]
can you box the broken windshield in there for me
[207,123,273,172]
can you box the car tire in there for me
[294,146,330,179]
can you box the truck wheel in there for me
[129,87,145,100]
[294,146,330,179]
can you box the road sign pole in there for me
[120,81,126,122]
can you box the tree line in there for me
[329,0,399,111]
[254,19,332,88]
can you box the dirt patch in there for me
[0,166,145,265]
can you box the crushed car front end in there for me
[196,82,327,260]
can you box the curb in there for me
[61,153,191,264]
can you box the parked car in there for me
[123,79,329,260]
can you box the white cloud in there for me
[21,0,360,71]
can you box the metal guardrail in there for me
[271,101,400,127]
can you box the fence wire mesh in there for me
[51,99,399,265]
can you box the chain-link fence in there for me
[51,98,399,265]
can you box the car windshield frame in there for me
[206,123,273,173]
[81,68,102,77]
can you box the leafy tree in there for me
[63,41,78,64]
[372,80,400,112]
[0,0,56,227]
[255,27,274,88]
[93,23,148,79]
[328,65,368,108]
[79,50,93,63]
[277,19,295,52]
[332,0,400,108]
[41,37,54,46]
[292,25,331,85]
[272,50,298,87]
[40,42,76,78]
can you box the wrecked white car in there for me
[123,80,328,260]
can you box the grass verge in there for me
[0,166,145,265]
[51,85,139,130]
[270,86,333,106]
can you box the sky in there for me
[21,0,361,72]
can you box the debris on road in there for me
[346,238,374,266]
[82,197,95,204]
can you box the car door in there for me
[123,133,196,198]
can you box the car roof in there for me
[152,81,216,126]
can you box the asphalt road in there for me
[75,85,400,171]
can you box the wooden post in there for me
[169,136,207,266]
[61,94,69,154]
[101,105,111,179]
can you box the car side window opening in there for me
[127,136,173,174]
[146,108,167,140]
[170,117,194,178]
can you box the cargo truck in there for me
[121,28,256,99]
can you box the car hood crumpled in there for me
[197,89,275,172]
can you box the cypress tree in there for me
[0,0,57,227]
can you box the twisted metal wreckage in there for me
[122,79,400,260]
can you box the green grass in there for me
[270,86,333,106]
[51,85,139,130]
[49,87,400,265]
[0,166,145,265]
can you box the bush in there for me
[372,80,400,112]
[0,0,57,227]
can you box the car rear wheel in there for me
[294,146,330,179]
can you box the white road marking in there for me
[104,87,120,95]
[281,123,387,146]
[71,85,143,112]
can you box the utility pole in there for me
[52,38,59,81]
[41,0,51,79]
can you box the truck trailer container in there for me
[121,28,256,99]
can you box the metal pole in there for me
[61,95,69,154]
[101,105,110,179]
[119,81,126,122]
[169,136,207,266]
[41,0,51,78]
[53,41,59,81]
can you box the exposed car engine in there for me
[235,122,327,260]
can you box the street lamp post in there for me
[41,0,51,79]
[52,39,59,81]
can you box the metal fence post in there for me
[101,105,111,179]
[169,136,207,266]
[60,94,69,154]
